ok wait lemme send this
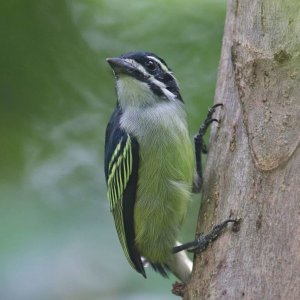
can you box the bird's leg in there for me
[193,103,223,193]
[172,219,238,254]
[173,105,232,255]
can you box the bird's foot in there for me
[193,103,223,193]
[194,103,223,155]
[172,218,240,254]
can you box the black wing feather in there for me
[104,105,145,277]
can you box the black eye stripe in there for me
[118,52,183,102]
[162,73,173,82]
[146,60,156,70]
[148,82,165,98]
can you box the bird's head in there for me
[106,51,182,109]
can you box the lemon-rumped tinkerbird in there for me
[104,51,236,282]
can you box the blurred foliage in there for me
[0,0,226,299]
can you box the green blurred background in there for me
[0,0,226,299]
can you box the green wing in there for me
[107,135,133,265]
[105,131,145,276]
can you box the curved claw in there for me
[174,218,240,255]
[211,103,224,109]
[209,118,220,124]
[197,118,219,135]
[193,103,224,193]
[207,103,224,115]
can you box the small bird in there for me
[104,51,234,283]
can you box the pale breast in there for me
[120,102,195,261]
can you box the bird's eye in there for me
[146,60,156,71]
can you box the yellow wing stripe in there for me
[107,135,132,210]
[107,134,135,269]
[108,140,122,172]
[113,206,135,269]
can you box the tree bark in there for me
[186,1,300,299]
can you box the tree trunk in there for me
[186,1,300,299]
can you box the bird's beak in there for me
[106,57,135,76]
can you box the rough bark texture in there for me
[185,1,300,299]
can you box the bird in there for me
[104,51,234,283]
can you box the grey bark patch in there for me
[232,43,300,171]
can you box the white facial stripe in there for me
[149,76,166,89]
[147,56,169,73]
[147,55,179,86]
[124,57,178,88]
[123,58,149,77]
[121,57,178,102]
[124,58,168,89]
[162,88,177,101]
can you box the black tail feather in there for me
[150,263,169,278]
